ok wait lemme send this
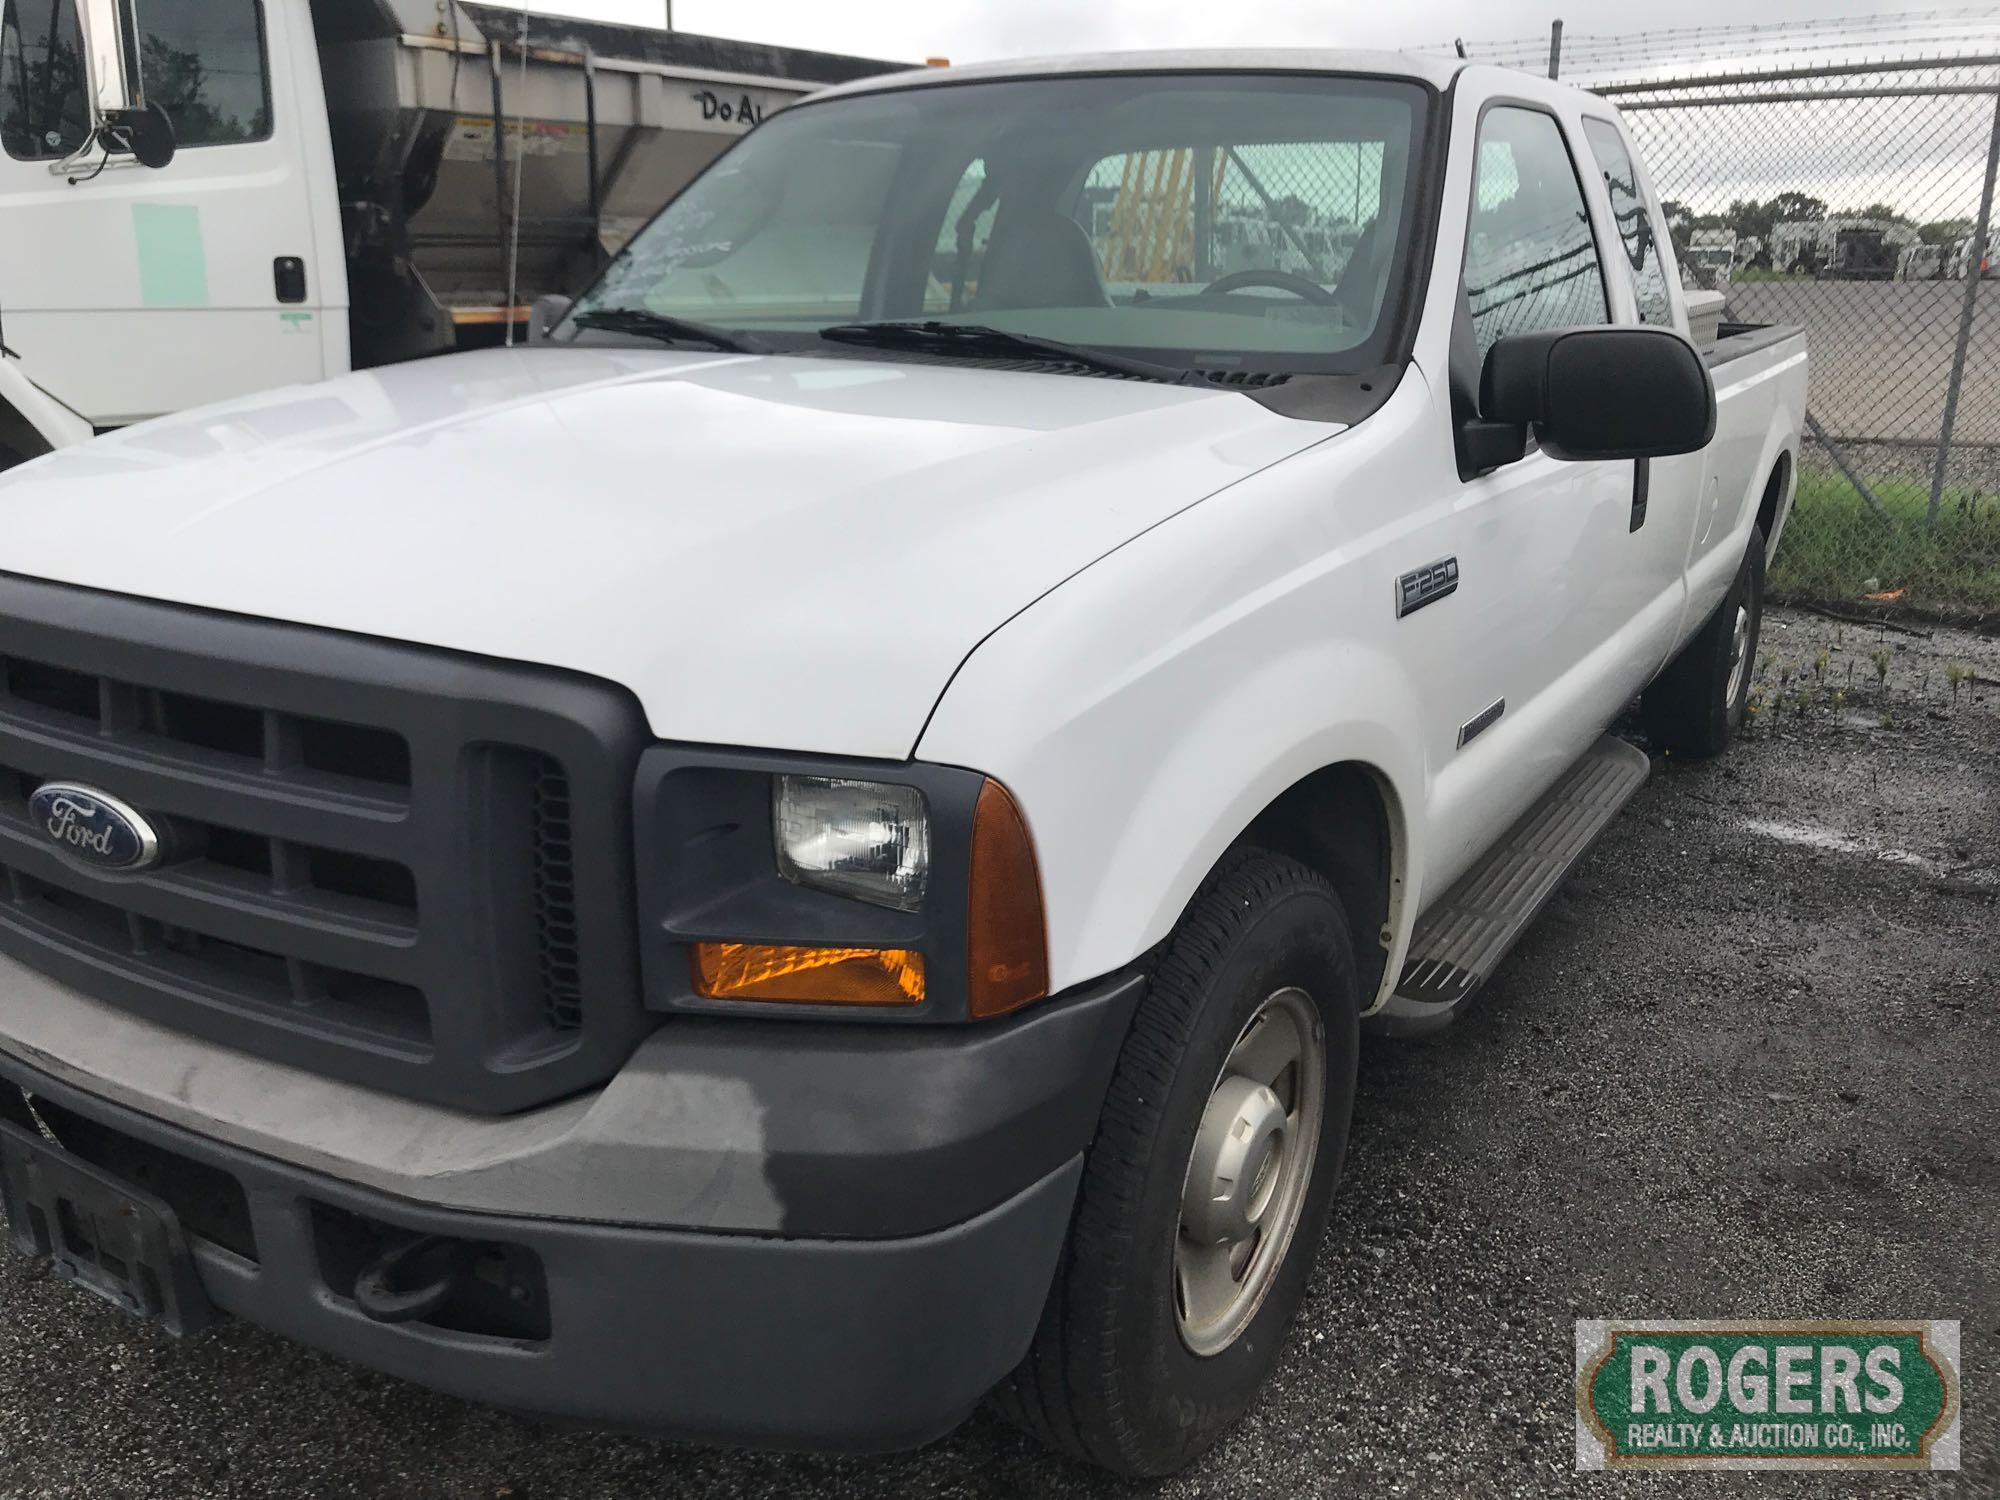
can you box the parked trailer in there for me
[0,0,897,465]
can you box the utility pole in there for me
[664,2,674,30]
[1547,18,1564,80]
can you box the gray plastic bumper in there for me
[0,952,1142,1237]
[0,1041,1088,1449]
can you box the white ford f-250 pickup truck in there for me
[0,49,1804,1476]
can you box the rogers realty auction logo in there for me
[1576,1320,1960,1471]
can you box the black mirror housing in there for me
[529,295,574,343]
[1479,326,1716,462]
[105,101,177,170]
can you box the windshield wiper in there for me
[817,321,1205,386]
[569,308,766,354]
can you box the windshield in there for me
[565,72,1432,376]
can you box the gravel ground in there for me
[1,606,1995,1500]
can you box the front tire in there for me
[1642,526,1766,757]
[992,850,1360,1477]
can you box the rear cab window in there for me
[1580,116,1675,327]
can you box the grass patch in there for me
[1771,472,2000,614]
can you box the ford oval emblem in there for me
[28,782,163,873]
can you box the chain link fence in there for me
[1431,18,2000,622]
[1604,54,2000,622]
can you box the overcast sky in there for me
[522,0,1967,64]
[514,1,1998,219]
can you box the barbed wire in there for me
[1420,6,2000,57]
[1413,6,2000,80]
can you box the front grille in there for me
[0,576,650,1114]
[529,758,583,1031]
[0,861,430,1046]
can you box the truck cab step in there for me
[1374,735,1652,1036]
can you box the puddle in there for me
[1744,818,1995,885]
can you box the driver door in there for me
[1418,100,1640,889]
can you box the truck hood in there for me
[0,347,1325,758]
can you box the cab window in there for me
[1,0,89,162]
[1581,117,1674,328]
[1462,106,1610,361]
[139,0,272,147]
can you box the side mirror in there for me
[528,295,574,343]
[105,101,177,170]
[1479,326,1716,462]
[76,0,177,170]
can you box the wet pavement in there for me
[2,607,1994,1499]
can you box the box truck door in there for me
[0,0,342,428]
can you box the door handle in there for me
[274,257,308,304]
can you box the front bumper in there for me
[0,962,1145,1447]
[1,1048,1081,1448]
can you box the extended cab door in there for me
[1576,112,1708,669]
[1416,96,1642,890]
[0,0,344,428]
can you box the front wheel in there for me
[1642,526,1766,758]
[992,849,1360,1477]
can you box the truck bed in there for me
[1707,321,1807,368]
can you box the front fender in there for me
[918,423,1435,1008]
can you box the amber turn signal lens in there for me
[966,778,1049,1019]
[691,943,925,1006]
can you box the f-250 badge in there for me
[1396,557,1460,618]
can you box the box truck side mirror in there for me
[105,101,177,170]
[75,0,177,170]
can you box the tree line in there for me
[1658,192,1973,248]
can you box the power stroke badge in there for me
[29,783,163,873]
[1576,1320,1961,1471]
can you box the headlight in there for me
[774,775,930,912]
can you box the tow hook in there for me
[353,1235,474,1325]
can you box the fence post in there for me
[1548,20,1564,80]
[1929,85,2000,529]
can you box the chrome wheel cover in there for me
[1174,987,1326,1357]
[1726,603,1752,707]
